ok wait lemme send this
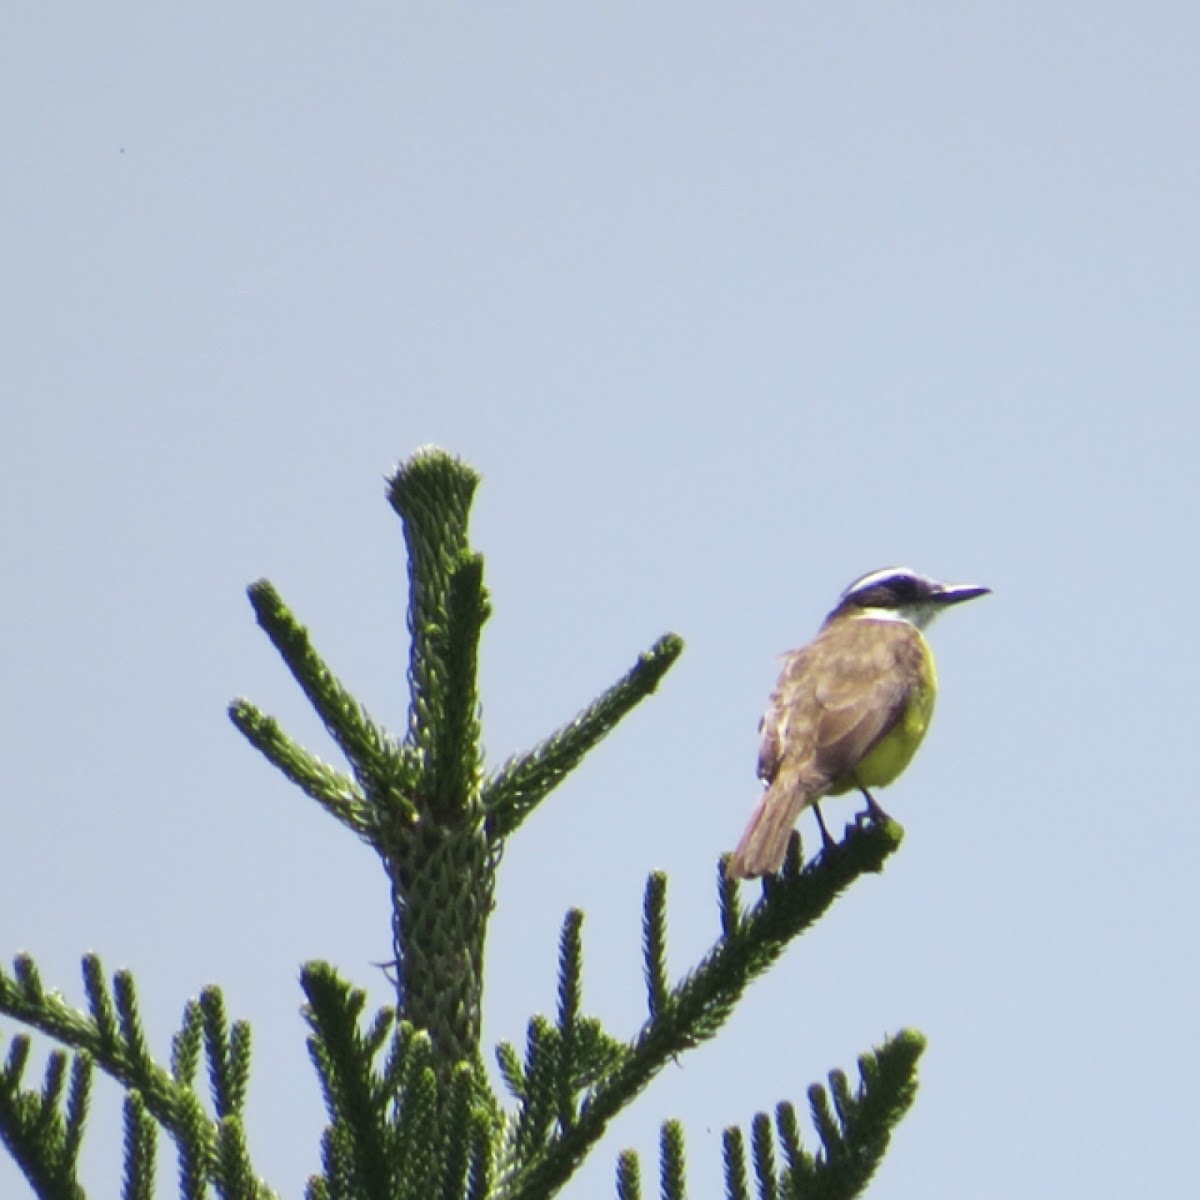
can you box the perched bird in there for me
[728,567,989,878]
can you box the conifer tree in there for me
[1,446,923,1199]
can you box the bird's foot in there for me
[854,788,891,828]
[813,803,837,854]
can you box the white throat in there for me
[851,603,941,631]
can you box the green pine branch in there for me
[0,1037,90,1200]
[232,579,421,832]
[658,1121,687,1200]
[0,954,274,1200]
[388,448,489,821]
[482,635,684,841]
[494,820,903,1200]
[299,963,499,1200]
[618,1031,924,1200]
[724,1031,925,1200]
[122,1091,157,1200]
[5,445,931,1200]
[228,448,686,1082]
[227,703,377,840]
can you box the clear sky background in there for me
[3,5,1198,1198]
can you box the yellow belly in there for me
[829,663,937,794]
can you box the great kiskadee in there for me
[728,567,989,879]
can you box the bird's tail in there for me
[727,766,821,879]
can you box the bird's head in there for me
[828,567,990,630]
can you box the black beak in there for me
[934,582,991,606]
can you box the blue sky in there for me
[4,5,1199,1197]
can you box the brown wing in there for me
[756,642,819,784]
[761,620,923,788]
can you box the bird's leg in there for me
[812,802,835,851]
[855,784,891,827]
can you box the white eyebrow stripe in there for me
[848,607,913,626]
[842,566,916,596]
